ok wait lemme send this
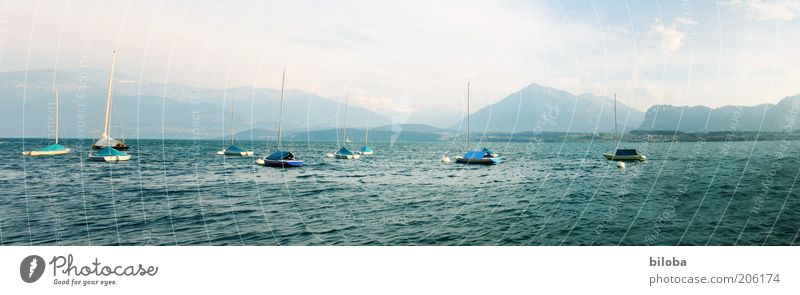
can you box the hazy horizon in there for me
[4,66,797,112]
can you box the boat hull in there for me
[455,157,501,165]
[334,153,360,159]
[89,154,132,162]
[603,153,646,161]
[259,159,304,167]
[222,150,254,156]
[356,151,374,155]
[22,148,72,156]
[92,144,129,151]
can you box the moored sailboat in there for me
[603,93,646,161]
[358,145,374,156]
[603,149,646,161]
[22,89,71,156]
[456,150,501,165]
[256,69,303,167]
[357,113,374,155]
[454,82,501,165]
[220,144,253,156]
[217,96,253,156]
[89,147,131,162]
[334,147,359,159]
[89,51,131,162]
[332,92,360,159]
[91,50,129,151]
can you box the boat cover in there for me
[266,151,294,160]
[463,150,491,159]
[337,147,355,155]
[359,146,374,153]
[482,147,495,154]
[226,144,246,153]
[37,144,68,151]
[615,149,638,156]
[93,135,121,147]
[94,147,126,156]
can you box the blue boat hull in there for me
[263,160,304,167]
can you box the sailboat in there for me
[256,69,303,167]
[333,93,360,159]
[455,82,501,165]
[357,113,374,155]
[217,96,254,156]
[91,50,129,151]
[89,51,131,162]
[603,93,646,161]
[22,89,71,156]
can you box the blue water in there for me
[0,138,798,245]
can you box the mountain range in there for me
[0,69,391,139]
[1,69,797,140]
[450,83,644,133]
[637,96,800,132]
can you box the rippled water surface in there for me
[1,138,798,245]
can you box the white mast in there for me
[229,98,235,145]
[277,68,286,150]
[614,93,618,139]
[466,82,470,150]
[102,50,117,142]
[364,112,369,146]
[343,91,349,146]
[55,89,60,144]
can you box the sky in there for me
[1,0,800,121]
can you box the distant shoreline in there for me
[4,130,800,144]
[471,130,800,143]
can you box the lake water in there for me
[0,138,798,245]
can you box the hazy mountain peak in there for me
[451,83,644,133]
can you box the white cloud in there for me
[646,17,696,54]
[674,16,699,26]
[349,90,415,116]
[723,0,800,21]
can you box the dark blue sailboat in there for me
[603,93,646,161]
[262,151,303,167]
[257,69,303,168]
[603,149,646,161]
